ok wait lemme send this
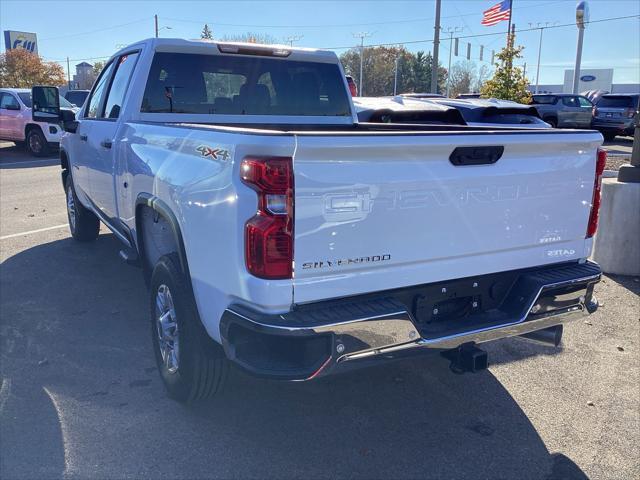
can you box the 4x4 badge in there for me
[196,145,230,161]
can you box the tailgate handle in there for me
[449,146,504,166]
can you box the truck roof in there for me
[112,38,339,64]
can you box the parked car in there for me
[529,93,593,129]
[64,89,90,108]
[353,96,466,125]
[34,38,602,402]
[427,97,550,128]
[0,87,79,156]
[592,93,640,140]
[345,75,358,96]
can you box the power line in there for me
[159,1,566,30]
[320,14,640,50]
[40,17,151,41]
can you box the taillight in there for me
[624,108,635,118]
[592,106,598,116]
[241,156,293,279]
[586,148,607,238]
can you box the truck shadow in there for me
[0,233,588,479]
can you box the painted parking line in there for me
[0,159,58,168]
[0,224,67,241]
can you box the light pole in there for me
[529,22,555,94]
[444,27,462,98]
[431,0,442,94]
[353,32,371,96]
[573,1,589,94]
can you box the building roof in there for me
[76,62,93,67]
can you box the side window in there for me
[562,97,578,108]
[103,52,140,119]
[86,62,115,118]
[578,97,592,108]
[0,93,20,109]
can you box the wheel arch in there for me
[135,193,191,278]
[24,122,43,137]
[60,149,69,189]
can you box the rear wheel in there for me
[150,254,228,403]
[65,175,100,242]
[602,132,616,141]
[26,127,50,157]
[545,117,557,128]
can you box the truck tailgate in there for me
[292,131,602,304]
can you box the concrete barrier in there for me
[591,178,640,276]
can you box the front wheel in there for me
[65,175,100,242]
[26,127,50,157]
[545,118,558,128]
[150,254,228,403]
[602,132,616,142]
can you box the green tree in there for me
[92,61,105,77]
[201,24,213,40]
[339,47,446,97]
[480,35,531,103]
[0,49,66,88]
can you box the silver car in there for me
[530,94,593,129]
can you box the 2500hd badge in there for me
[302,254,391,270]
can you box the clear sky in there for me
[1,0,639,85]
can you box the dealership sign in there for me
[580,75,596,82]
[4,30,38,53]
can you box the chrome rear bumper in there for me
[220,261,601,380]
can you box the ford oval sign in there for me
[580,75,596,82]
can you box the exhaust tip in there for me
[519,325,563,347]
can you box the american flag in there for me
[482,0,512,26]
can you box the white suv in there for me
[0,87,78,156]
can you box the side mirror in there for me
[61,109,78,133]
[32,85,61,123]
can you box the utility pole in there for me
[353,32,371,96]
[155,14,159,38]
[285,34,303,46]
[444,27,462,97]
[573,1,589,94]
[66,57,71,90]
[393,56,399,95]
[431,0,441,94]
[529,22,558,94]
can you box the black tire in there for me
[602,132,616,142]
[26,127,50,157]
[150,254,228,403]
[65,175,100,242]
[545,117,558,128]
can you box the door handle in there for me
[79,134,88,141]
[100,140,112,149]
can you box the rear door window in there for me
[141,52,351,117]
[562,97,579,108]
[531,95,556,105]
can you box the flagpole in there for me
[507,0,513,47]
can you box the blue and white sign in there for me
[4,30,38,54]
[580,75,596,82]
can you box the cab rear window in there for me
[141,52,351,117]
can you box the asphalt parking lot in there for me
[1,142,638,480]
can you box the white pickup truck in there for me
[33,38,604,403]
